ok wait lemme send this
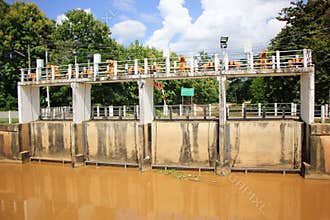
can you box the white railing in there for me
[38,102,329,122]
[20,49,312,83]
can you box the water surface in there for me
[0,162,329,220]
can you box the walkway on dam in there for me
[18,49,313,87]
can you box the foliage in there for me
[0,1,53,110]
[263,0,330,104]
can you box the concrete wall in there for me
[30,121,72,161]
[0,124,20,159]
[84,121,142,164]
[304,124,330,179]
[226,121,302,169]
[152,121,218,167]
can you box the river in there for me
[0,162,329,220]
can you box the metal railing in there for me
[40,106,73,120]
[20,49,312,83]
[38,103,329,122]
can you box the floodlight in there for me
[220,36,229,49]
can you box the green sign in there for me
[181,88,194,97]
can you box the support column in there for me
[18,85,40,123]
[138,79,154,124]
[138,79,154,171]
[300,69,315,124]
[71,83,91,123]
[216,74,228,175]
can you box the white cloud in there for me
[113,0,136,12]
[56,14,68,26]
[111,20,146,43]
[146,0,192,49]
[146,0,291,53]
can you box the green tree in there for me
[265,0,330,104]
[0,1,53,109]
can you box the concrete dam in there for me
[1,48,329,179]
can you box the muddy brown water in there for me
[0,162,329,220]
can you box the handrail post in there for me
[20,69,24,82]
[144,58,148,75]
[134,59,138,75]
[276,50,280,69]
[166,56,170,75]
[321,105,325,123]
[214,54,219,72]
[68,64,72,79]
[114,61,118,77]
[51,65,55,81]
[75,64,79,79]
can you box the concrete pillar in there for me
[18,85,40,123]
[179,104,183,117]
[258,103,261,117]
[218,74,227,168]
[208,104,212,117]
[241,103,245,117]
[93,54,101,80]
[300,69,315,124]
[71,83,91,123]
[138,79,154,124]
[96,106,100,117]
[123,105,126,117]
[325,104,329,118]
[163,104,168,116]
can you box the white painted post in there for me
[303,48,308,68]
[300,70,315,124]
[190,57,194,76]
[163,104,168,116]
[294,103,297,116]
[242,103,245,117]
[250,52,254,70]
[321,105,325,123]
[93,53,101,80]
[272,56,276,69]
[68,64,72,79]
[134,59,138,75]
[276,50,280,69]
[226,104,230,117]
[144,58,148,75]
[325,104,329,118]
[173,61,177,74]
[96,106,100,117]
[123,105,126,117]
[138,79,154,124]
[194,104,197,117]
[166,56,170,75]
[75,64,79,79]
[214,54,219,72]
[8,111,12,124]
[51,65,55,81]
[274,103,278,116]
[109,106,114,117]
[71,83,91,123]
[125,63,128,74]
[258,103,261,117]
[104,106,107,117]
[36,59,44,81]
[291,103,294,116]
[136,105,139,117]
[20,69,24,82]
[179,104,183,117]
[114,61,118,76]
[224,53,229,71]
[209,104,212,117]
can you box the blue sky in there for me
[5,0,294,53]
